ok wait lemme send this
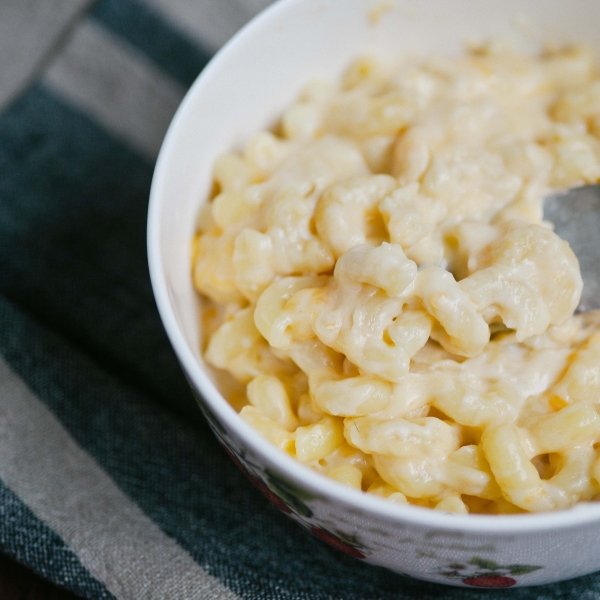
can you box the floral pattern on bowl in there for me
[438,557,543,588]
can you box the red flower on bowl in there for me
[310,526,366,559]
[462,575,517,588]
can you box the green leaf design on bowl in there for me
[470,557,499,570]
[507,564,543,575]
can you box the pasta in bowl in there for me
[149,0,600,586]
[194,41,600,516]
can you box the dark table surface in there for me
[0,553,80,600]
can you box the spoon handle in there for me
[544,185,600,313]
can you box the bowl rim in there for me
[148,0,600,534]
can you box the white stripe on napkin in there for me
[0,0,94,113]
[42,19,185,159]
[140,0,274,51]
[0,358,241,600]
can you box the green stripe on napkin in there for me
[0,85,196,421]
[91,0,211,87]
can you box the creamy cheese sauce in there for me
[193,41,600,514]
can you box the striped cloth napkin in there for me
[0,0,598,598]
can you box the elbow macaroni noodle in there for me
[193,41,600,514]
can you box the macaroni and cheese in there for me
[193,41,600,514]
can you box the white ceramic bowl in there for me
[148,0,600,588]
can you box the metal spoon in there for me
[544,185,600,313]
